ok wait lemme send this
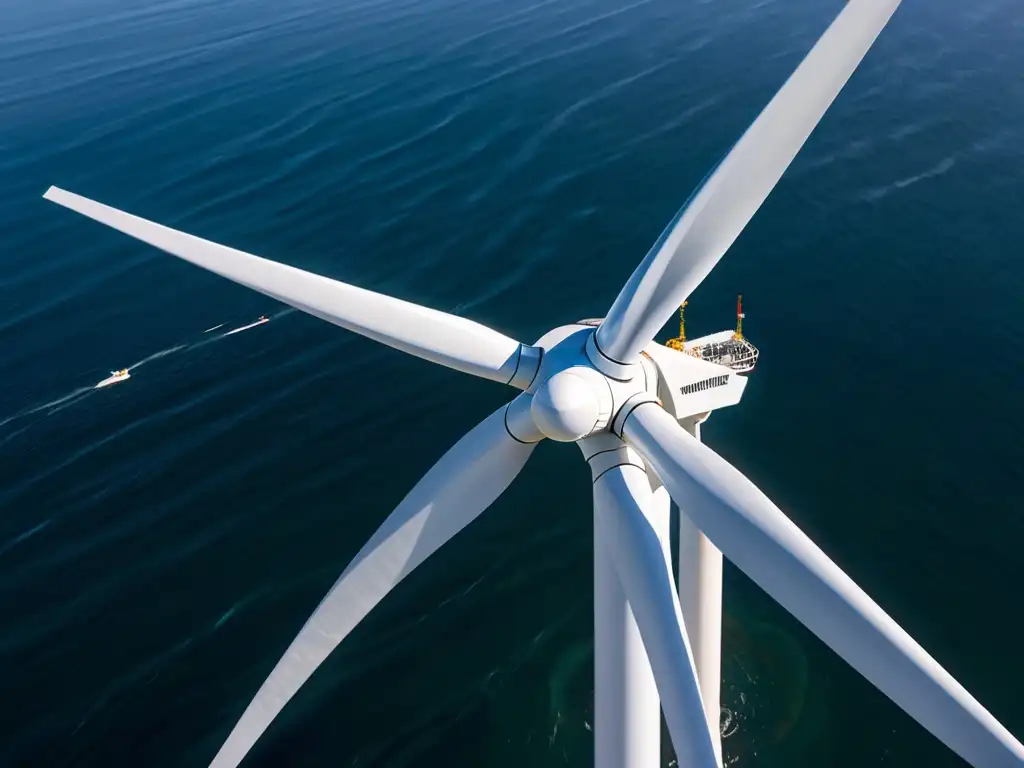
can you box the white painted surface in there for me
[592,458,718,768]
[44,187,529,384]
[93,370,131,389]
[207,404,538,768]
[42,6,1024,762]
[676,420,724,765]
[593,481,661,768]
[643,342,746,421]
[532,368,609,442]
[596,0,903,363]
[623,403,1024,768]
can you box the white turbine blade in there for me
[593,462,718,768]
[43,186,525,384]
[595,0,902,364]
[209,401,540,768]
[623,403,1024,768]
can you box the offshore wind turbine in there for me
[43,0,1024,766]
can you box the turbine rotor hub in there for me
[531,368,609,442]
[518,327,660,443]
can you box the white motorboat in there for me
[94,368,130,389]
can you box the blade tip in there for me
[43,185,65,203]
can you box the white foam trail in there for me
[35,386,93,412]
[47,390,97,415]
[0,343,188,427]
[1,310,292,433]
[0,386,94,427]
[127,344,187,371]
[0,519,52,557]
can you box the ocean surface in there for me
[2,0,1023,765]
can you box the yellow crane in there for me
[665,301,687,351]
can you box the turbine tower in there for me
[43,0,1024,765]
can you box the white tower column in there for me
[591,442,663,768]
[676,416,724,765]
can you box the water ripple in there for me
[859,155,958,203]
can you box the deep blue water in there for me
[2,0,1023,765]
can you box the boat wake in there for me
[0,309,293,435]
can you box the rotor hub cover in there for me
[531,368,603,442]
